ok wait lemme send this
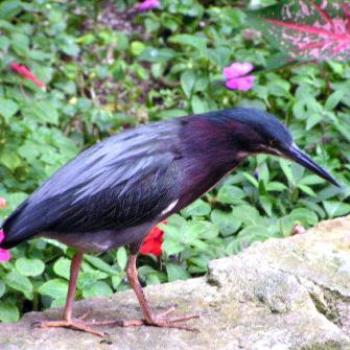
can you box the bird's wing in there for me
[3,121,181,245]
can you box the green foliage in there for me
[0,0,349,322]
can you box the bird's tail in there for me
[0,202,37,249]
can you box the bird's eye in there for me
[269,139,278,148]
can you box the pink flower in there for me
[10,62,46,90]
[0,197,6,209]
[135,0,160,12]
[0,229,11,262]
[225,75,255,91]
[223,62,255,91]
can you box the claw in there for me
[89,307,200,332]
[33,317,106,337]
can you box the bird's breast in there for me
[175,155,239,211]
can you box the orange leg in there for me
[92,254,199,331]
[33,253,105,337]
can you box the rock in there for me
[1,215,350,350]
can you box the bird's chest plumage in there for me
[174,154,239,212]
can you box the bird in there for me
[0,107,338,336]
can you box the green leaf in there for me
[166,263,191,282]
[0,97,18,122]
[53,257,71,279]
[15,257,45,277]
[10,32,29,56]
[211,209,241,236]
[38,279,68,300]
[217,185,246,204]
[323,201,350,218]
[130,41,145,56]
[189,220,219,240]
[280,208,318,236]
[82,281,113,298]
[116,247,128,270]
[325,90,345,111]
[237,225,271,244]
[181,199,211,217]
[78,270,108,290]
[111,274,123,290]
[5,270,33,299]
[84,255,116,275]
[0,303,19,323]
[0,280,5,298]
[232,205,261,226]
[22,101,59,125]
[0,0,22,20]
[191,95,209,114]
[0,149,21,171]
[180,70,196,98]
[169,34,207,54]
[279,159,295,186]
[139,48,177,62]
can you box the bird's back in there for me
[1,120,183,249]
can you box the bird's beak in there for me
[285,144,339,187]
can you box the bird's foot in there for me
[144,306,199,331]
[32,311,105,337]
[90,306,199,332]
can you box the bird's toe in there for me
[32,318,106,337]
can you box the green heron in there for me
[0,108,338,336]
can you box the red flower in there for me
[140,223,165,256]
[10,62,46,90]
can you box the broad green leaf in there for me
[116,247,128,270]
[191,95,209,114]
[78,271,108,290]
[166,263,191,282]
[82,281,113,298]
[232,205,261,226]
[111,274,123,290]
[180,70,196,98]
[39,279,68,300]
[15,257,45,277]
[0,0,22,20]
[217,185,246,204]
[0,150,22,171]
[53,257,71,279]
[0,280,5,298]
[0,97,18,121]
[181,199,211,217]
[0,303,19,323]
[279,159,295,186]
[211,210,241,236]
[139,48,177,62]
[84,255,116,275]
[10,32,29,56]
[237,225,271,244]
[5,270,33,299]
[22,101,59,125]
[169,34,207,55]
[323,201,350,218]
[280,208,318,236]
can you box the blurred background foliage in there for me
[0,0,349,322]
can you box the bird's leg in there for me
[33,253,104,337]
[91,254,198,330]
[125,254,199,331]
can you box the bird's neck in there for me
[181,116,247,167]
[177,117,247,206]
